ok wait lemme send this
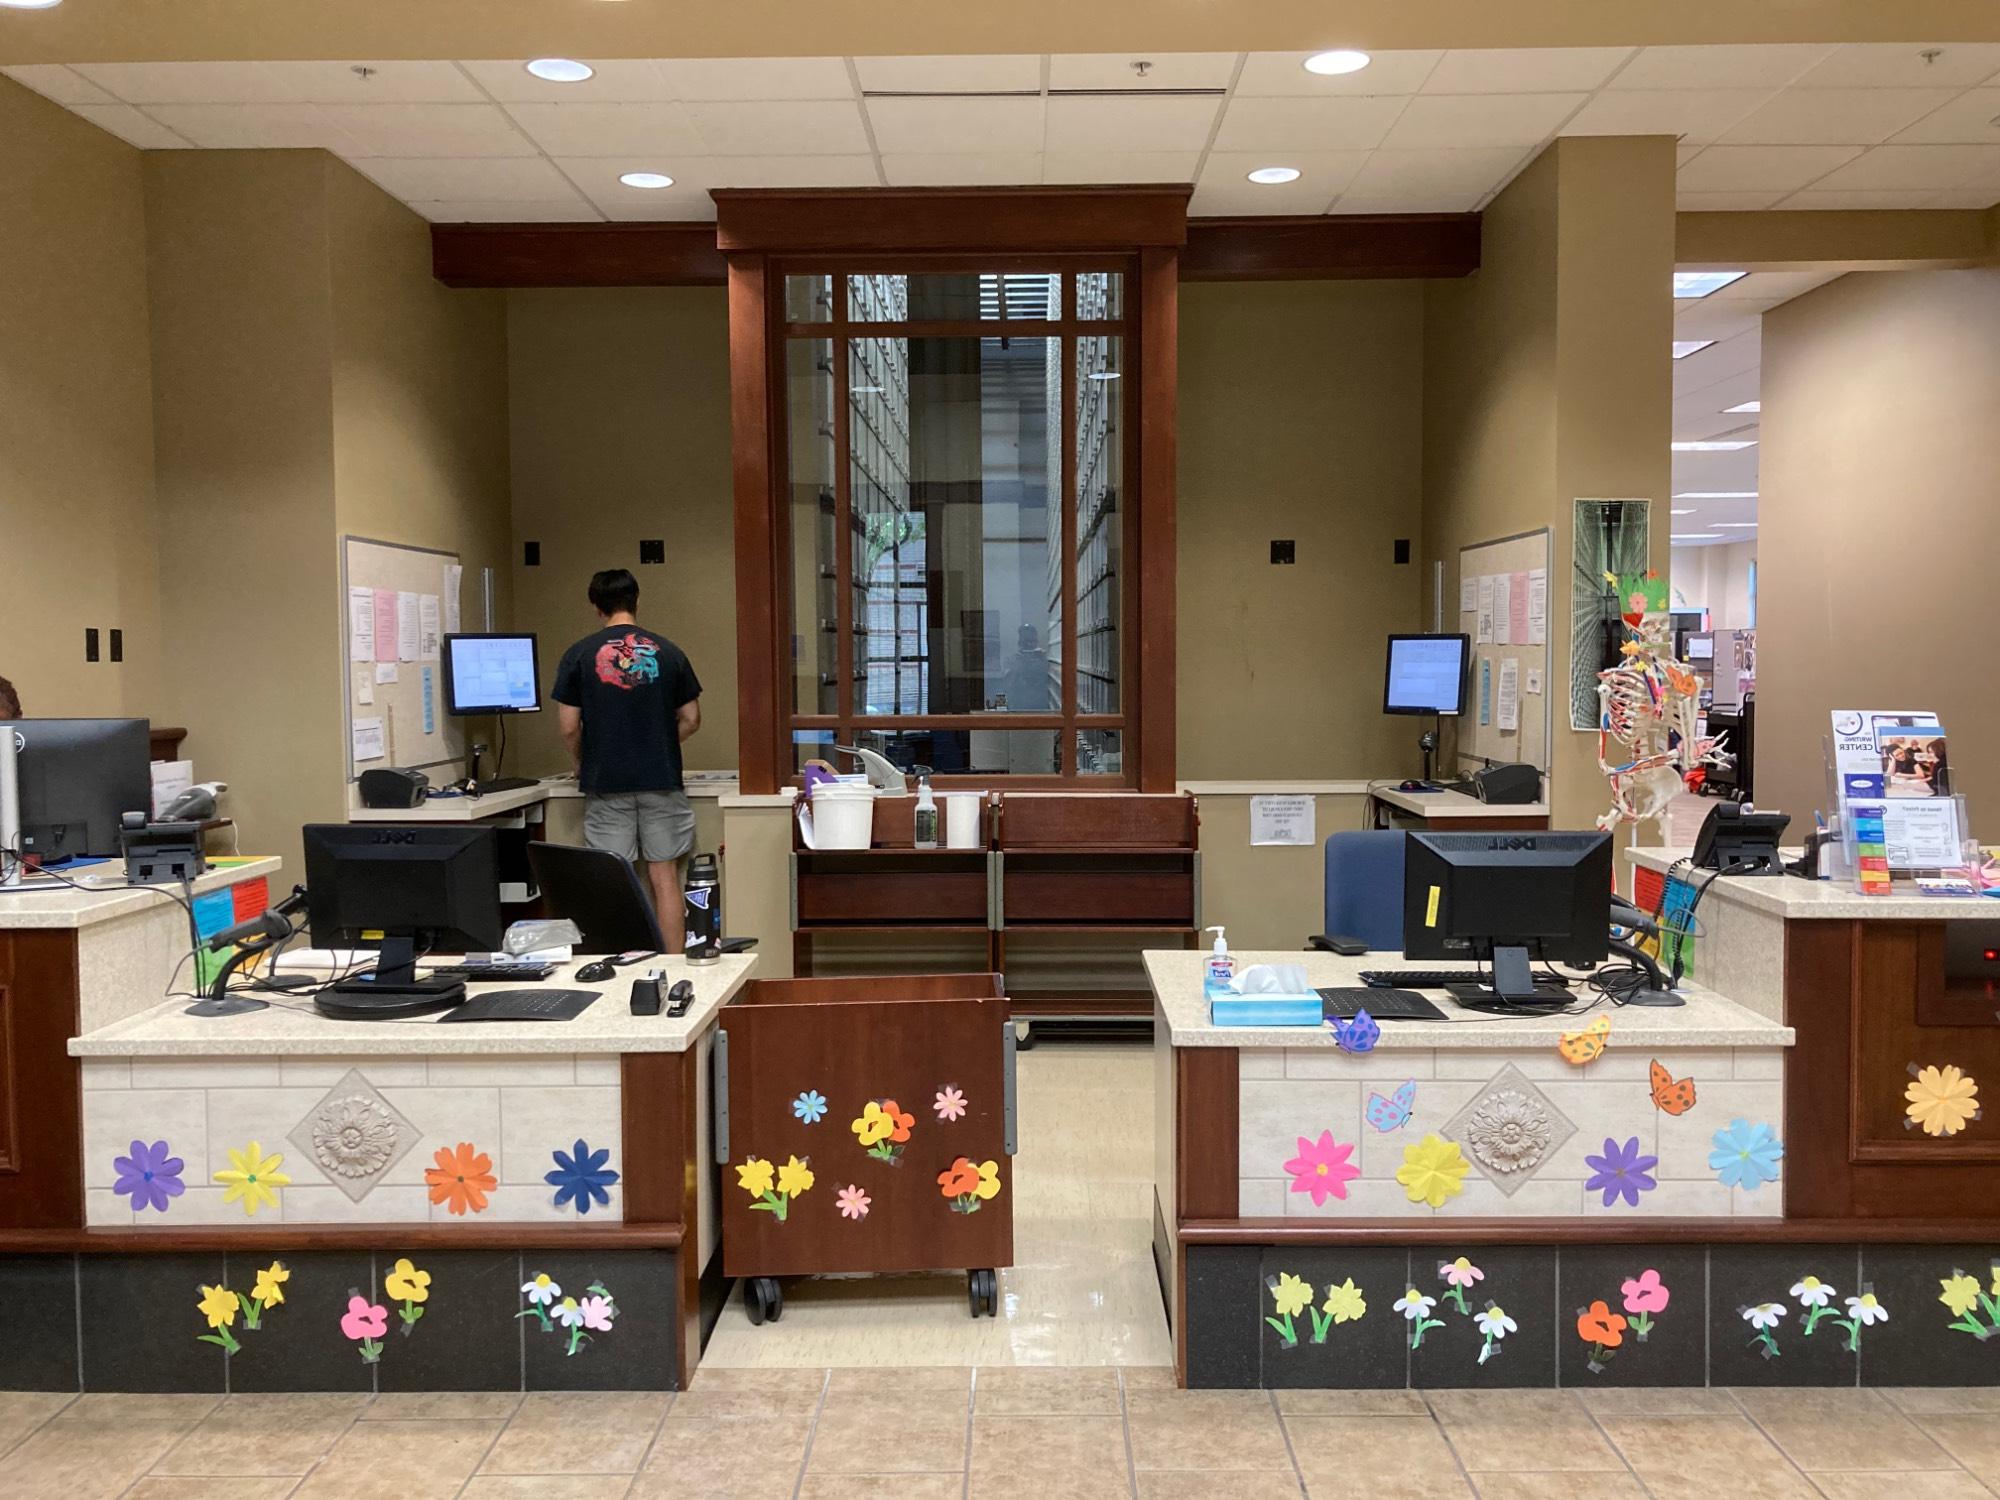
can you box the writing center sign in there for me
[1250,795,1316,847]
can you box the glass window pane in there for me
[849,273,1058,322]
[785,275,832,322]
[1075,728,1123,776]
[849,727,1059,778]
[1077,271,1124,321]
[1075,335,1123,714]
[785,338,837,715]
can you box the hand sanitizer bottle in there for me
[912,773,938,849]
[1203,925,1236,997]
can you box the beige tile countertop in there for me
[0,857,283,931]
[1628,846,2000,919]
[69,952,757,1057]
[1146,948,1794,1051]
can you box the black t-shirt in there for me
[551,624,701,794]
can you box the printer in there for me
[1471,762,1543,806]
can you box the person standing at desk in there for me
[552,568,703,951]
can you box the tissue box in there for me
[1209,994,1324,1027]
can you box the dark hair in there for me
[0,676,18,720]
[587,569,640,616]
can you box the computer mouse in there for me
[1398,779,1428,792]
[575,959,617,984]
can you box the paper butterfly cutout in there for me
[1648,1059,1697,1116]
[1558,1014,1611,1067]
[1366,1080,1417,1133]
[1329,1009,1380,1054]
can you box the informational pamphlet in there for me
[1830,710,1964,872]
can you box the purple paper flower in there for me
[1584,1135,1659,1209]
[112,1139,185,1214]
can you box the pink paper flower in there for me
[1282,1131,1361,1207]
[934,1086,968,1122]
[579,1294,616,1332]
[1622,1268,1670,1315]
[340,1295,388,1341]
[836,1184,871,1220]
[1440,1257,1484,1290]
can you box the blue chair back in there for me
[1324,830,1407,951]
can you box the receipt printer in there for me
[1473,762,1543,805]
[358,767,429,810]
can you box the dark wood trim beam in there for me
[1174,1048,1237,1220]
[713,186,1192,254]
[1183,213,1481,282]
[1179,1217,2000,1245]
[1135,244,1178,790]
[431,222,726,288]
[1,1223,682,1254]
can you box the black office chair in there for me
[526,842,665,954]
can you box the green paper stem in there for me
[866,1142,903,1163]
[1832,1317,1862,1353]
[1411,1316,1445,1350]
[1946,1316,1990,1338]
[197,1327,241,1355]
[1629,1311,1653,1339]
[1977,1293,2000,1326]
[1801,1305,1834,1336]
[238,1292,261,1332]
[1264,1313,1297,1347]
[1308,1308,1333,1345]
[516,1305,554,1332]
[1442,1287,1470,1316]
[358,1336,382,1364]
[748,1190,789,1221]
[565,1326,588,1357]
[1586,1341,1617,1371]
[1750,1331,1781,1359]
[399,1300,424,1336]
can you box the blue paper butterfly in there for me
[1328,1008,1380,1054]
[1366,1079,1417,1133]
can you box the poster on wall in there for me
[1569,499,1652,731]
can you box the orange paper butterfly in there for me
[1648,1059,1697,1116]
[1558,1014,1611,1067]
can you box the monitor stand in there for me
[316,931,466,1020]
[1445,944,1570,1009]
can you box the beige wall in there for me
[1177,281,1427,780]
[1670,541,1755,629]
[1759,267,2000,829]
[0,78,160,720]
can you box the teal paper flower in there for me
[1710,1118,1783,1191]
[792,1090,828,1124]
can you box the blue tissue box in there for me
[1209,994,1323,1027]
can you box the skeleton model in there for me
[1594,587,1726,832]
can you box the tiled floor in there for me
[5,1380,1999,1499]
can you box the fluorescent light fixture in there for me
[1246,166,1302,184]
[1673,491,1757,499]
[852,385,884,394]
[1672,533,1723,541]
[618,171,674,189]
[1303,50,1372,75]
[1671,508,1696,515]
[1672,339,1715,360]
[1673,270,1747,299]
[1672,440,1757,452]
[0,0,64,8]
[525,58,594,83]
[1724,400,1761,413]
[1716,522,1759,529]
[1088,371,1122,381]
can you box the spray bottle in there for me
[1203,925,1236,997]
[912,770,938,850]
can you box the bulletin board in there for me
[1455,528,1552,774]
[339,535,465,779]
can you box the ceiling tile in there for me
[1715,269,1842,302]
[1608,44,1835,91]
[256,62,483,104]
[352,156,582,203]
[1674,328,1761,392]
[1776,187,1946,210]
[1041,150,1200,184]
[1676,144,1862,191]
[73,61,308,104]
[687,99,873,155]
[410,200,603,223]
[1720,87,1958,145]
[1209,94,1406,152]
[457,59,674,104]
[865,95,1043,154]
[70,104,190,150]
[1807,143,2000,190]
[316,103,535,157]
[1233,50,1441,97]
[142,103,361,152]
[1197,149,1368,208]
[597,191,718,222]
[853,55,1042,93]
[1889,87,2000,144]
[503,101,703,157]
[1044,94,1220,152]
[0,64,116,105]
[564,155,880,190]
[1048,53,1237,91]
[1789,42,2000,89]
[654,56,854,101]
[1381,93,1586,149]
[1670,303,1762,342]
[1421,47,1633,95]
[1346,145,1528,199]
[1558,89,1774,145]
[1675,189,1787,210]
[878,152,1044,186]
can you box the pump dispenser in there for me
[1204,925,1236,996]
[912,770,938,849]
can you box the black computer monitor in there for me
[441,634,541,716]
[1384,634,1470,717]
[1403,830,1613,1008]
[1,718,151,862]
[302,824,505,1017]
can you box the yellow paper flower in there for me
[214,1141,291,1217]
[1270,1272,1313,1318]
[385,1257,431,1304]
[1905,1065,1980,1137]
[851,1102,894,1147]
[1991,1262,2000,1299]
[253,1261,289,1307]
[736,1157,776,1198]
[1396,1133,1469,1209]
[973,1160,1002,1201]
[775,1155,815,1198]
[1940,1272,1982,1318]
[1323,1277,1367,1324]
[198,1284,239,1330]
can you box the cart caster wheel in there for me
[745,1277,783,1326]
[968,1268,998,1318]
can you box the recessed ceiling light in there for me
[1246,166,1302,185]
[1672,440,1757,452]
[1715,522,1759,529]
[1674,491,1757,499]
[0,0,64,8]
[1672,533,1723,541]
[618,171,674,189]
[1724,400,1761,413]
[1673,270,1748,299]
[525,58,594,83]
[1672,339,1715,360]
[1303,49,1372,76]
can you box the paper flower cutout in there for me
[546,1139,620,1215]
[529,1280,618,1357]
[1905,1064,1981,1137]
[1395,1287,1446,1349]
[1475,1304,1517,1364]
[113,1139,185,1215]
[518,1273,564,1332]
[424,1141,496,1216]
[1835,1290,1888,1353]
[341,1294,388,1363]
[251,1261,289,1315]
[1265,1272,1313,1348]
[1438,1256,1483,1315]
[385,1257,431,1336]
[1789,1274,1837,1336]
[836,1184,871,1220]
[740,1154,813,1221]
[938,1155,1001,1213]
[934,1085,968,1122]
[1709,1118,1784,1191]
[777,1154,816,1198]
[214,1140,290,1217]
[1322,1278,1367,1326]
[1940,1272,1981,1319]
[1742,1301,1786,1360]
[792,1090,828,1125]
[1621,1268,1669,1339]
[196,1283,242,1355]
[1577,1300,1627,1372]
[851,1099,915,1162]
[1396,1133,1469,1208]
[1940,1267,2000,1340]
[736,1157,775,1198]
[1282,1131,1361,1207]
[1585,1136,1659,1209]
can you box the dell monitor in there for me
[302,823,504,1018]
[1,718,151,863]
[441,634,541,716]
[1403,830,1613,1009]
[1384,634,1470,717]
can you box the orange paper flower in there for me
[938,1157,980,1197]
[1576,1300,1627,1349]
[880,1099,916,1143]
[424,1141,497,1216]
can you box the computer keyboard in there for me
[1359,967,1572,991]
[470,776,541,795]
[426,962,554,981]
[437,989,599,1022]
[1318,987,1449,1020]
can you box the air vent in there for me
[861,89,1042,99]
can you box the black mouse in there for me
[1398,779,1428,792]
[576,959,617,983]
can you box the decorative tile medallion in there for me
[1443,1063,1575,1197]
[287,1069,419,1202]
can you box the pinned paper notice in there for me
[348,587,376,662]
[1526,668,1543,696]
[443,565,463,635]
[418,595,440,661]
[1508,572,1531,643]
[1476,577,1495,645]
[1459,578,1477,613]
[397,592,421,662]
[352,716,386,764]
[1526,569,1548,645]
[356,674,374,706]
[1479,660,1493,725]
[421,667,436,736]
[150,760,194,819]
[372,590,398,664]
[1497,658,1520,732]
[1250,794,1316,847]
[1493,573,1512,645]
[375,663,398,685]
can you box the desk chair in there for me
[527,842,665,954]
[1311,830,1406,952]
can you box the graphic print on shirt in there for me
[595,633,661,692]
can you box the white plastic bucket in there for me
[797,784,875,850]
[943,793,983,849]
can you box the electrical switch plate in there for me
[1270,540,1295,565]
[640,539,666,565]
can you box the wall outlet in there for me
[640,539,666,565]
[109,628,124,663]
[524,541,541,567]
[85,627,100,662]
[1270,540,1295,565]
[1394,538,1412,564]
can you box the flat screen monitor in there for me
[1384,634,1470,716]
[1,717,151,863]
[441,634,541,715]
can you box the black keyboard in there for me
[1318,987,1449,1020]
[470,776,541,796]
[426,962,554,981]
[1359,968,1571,991]
[437,989,599,1022]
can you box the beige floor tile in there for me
[1728,1389,1956,1472]
[969,1474,1135,1500]
[807,1391,970,1474]
[1126,1389,1291,1471]
[828,1365,970,1395]
[970,1414,1132,1486]
[1470,1476,1647,1500]
[0,1392,75,1455]
[292,1419,504,1500]
[1807,1474,1994,1500]
[1628,1469,1820,1500]
[361,1392,524,1421]
[1138,1473,1304,1498]
[480,1391,671,1474]
[1882,1388,2000,1417]
[153,1392,370,1476]
[1286,1416,1464,1485]
[799,1475,965,1500]
[1594,1413,1790,1474]
[1305,1476,1474,1500]
[459,1480,637,1500]
[1914,1416,2000,1482]
[1120,1368,1178,1392]
[671,1369,824,1420]
[65,1393,222,1423]
[629,1471,802,1500]
[1425,1391,1622,1473]
[4,1406,219,1500]
[124,1482,300,1500]
[975,1365,1123,1414]
[1276,1390,1429,1416]
[1570,1388,1740,1417]
[641,1414,813,1483]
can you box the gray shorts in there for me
[583,790,695,864]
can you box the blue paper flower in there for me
[1709,1118,1784,1191]
[792,1089,828,1125]
[545,1139,620,1215]
[1583,1135,1659,1209]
